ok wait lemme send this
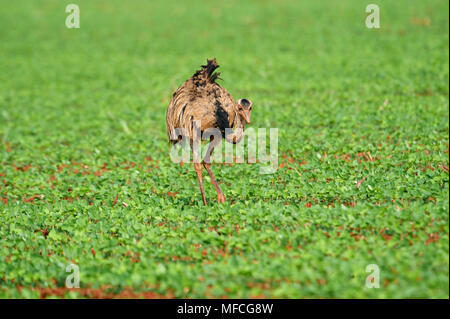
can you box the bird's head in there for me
[237,98,253,124]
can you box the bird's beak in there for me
[242,110,251,124]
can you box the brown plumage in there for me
[166,58,253,205]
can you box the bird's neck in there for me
[231,110,245,129]
[224,110,245,144]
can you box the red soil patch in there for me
[335,153,351,162]
[14,164,32,172]
[26,285,174,299]
[124,251,141,263]
[356,152,378,162]
[57,164,70,173]
[438,164,449,173]
[425,232,439,245]
[93,164,110,177]
[0,196,8,205]
[35,227,49,239]
[279,155,307,169]
[380,229,393,242]
[24,194,43,203]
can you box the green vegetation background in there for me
[0,0,448,298]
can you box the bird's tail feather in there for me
[194,58,221,83]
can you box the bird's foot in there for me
[217,193,226,203]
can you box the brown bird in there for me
[166,58,253,205]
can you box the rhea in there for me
[166,58,253,205]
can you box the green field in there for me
[0,0,448,298]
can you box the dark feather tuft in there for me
[193,58,221,83]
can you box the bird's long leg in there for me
[191,132,207,206]
[203,162,225,203]
[194,162,207,206]
[203,135,225,203]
